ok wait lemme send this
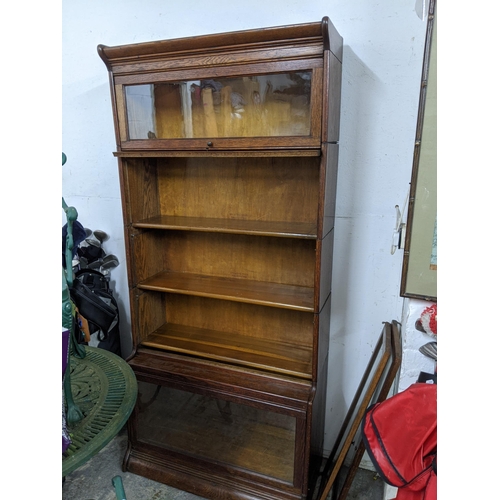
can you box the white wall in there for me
[62,0,430,455]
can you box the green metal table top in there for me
[62,346,137,477]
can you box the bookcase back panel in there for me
[134,291,314,377]
[164,294,314,345]
[132,230,316,287]
[123,157,320,225]
[159,157,319,223]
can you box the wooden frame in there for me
[401,0,437,301]
[315,321,402,500]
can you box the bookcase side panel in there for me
[319,143,339,239]
[122,158,162,223]
[322,50,343,144]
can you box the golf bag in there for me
[70,268,122,356]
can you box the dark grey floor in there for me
[62,428,385,500]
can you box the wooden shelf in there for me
[133,215,317,239]
[138,271,315,311]
[141,323,312,379]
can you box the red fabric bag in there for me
[362,383,437,500]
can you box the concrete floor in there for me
[62,428,385,500]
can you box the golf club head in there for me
[86,238,101,248]
[88,259,103,270]
[419,341,437,361]
[93,230,109,243]
[101,258,119,271]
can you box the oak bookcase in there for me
[99,17,342,500]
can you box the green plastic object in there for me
[112,475,127,500]
[62,346,138,477]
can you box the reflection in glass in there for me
[125,72,312,140]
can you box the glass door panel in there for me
[125,71,312,140]
[136,380,296,483]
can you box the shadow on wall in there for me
[324,45,384,453]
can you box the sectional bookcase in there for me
[98,17,342,500]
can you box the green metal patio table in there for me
[62,346,137,477]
